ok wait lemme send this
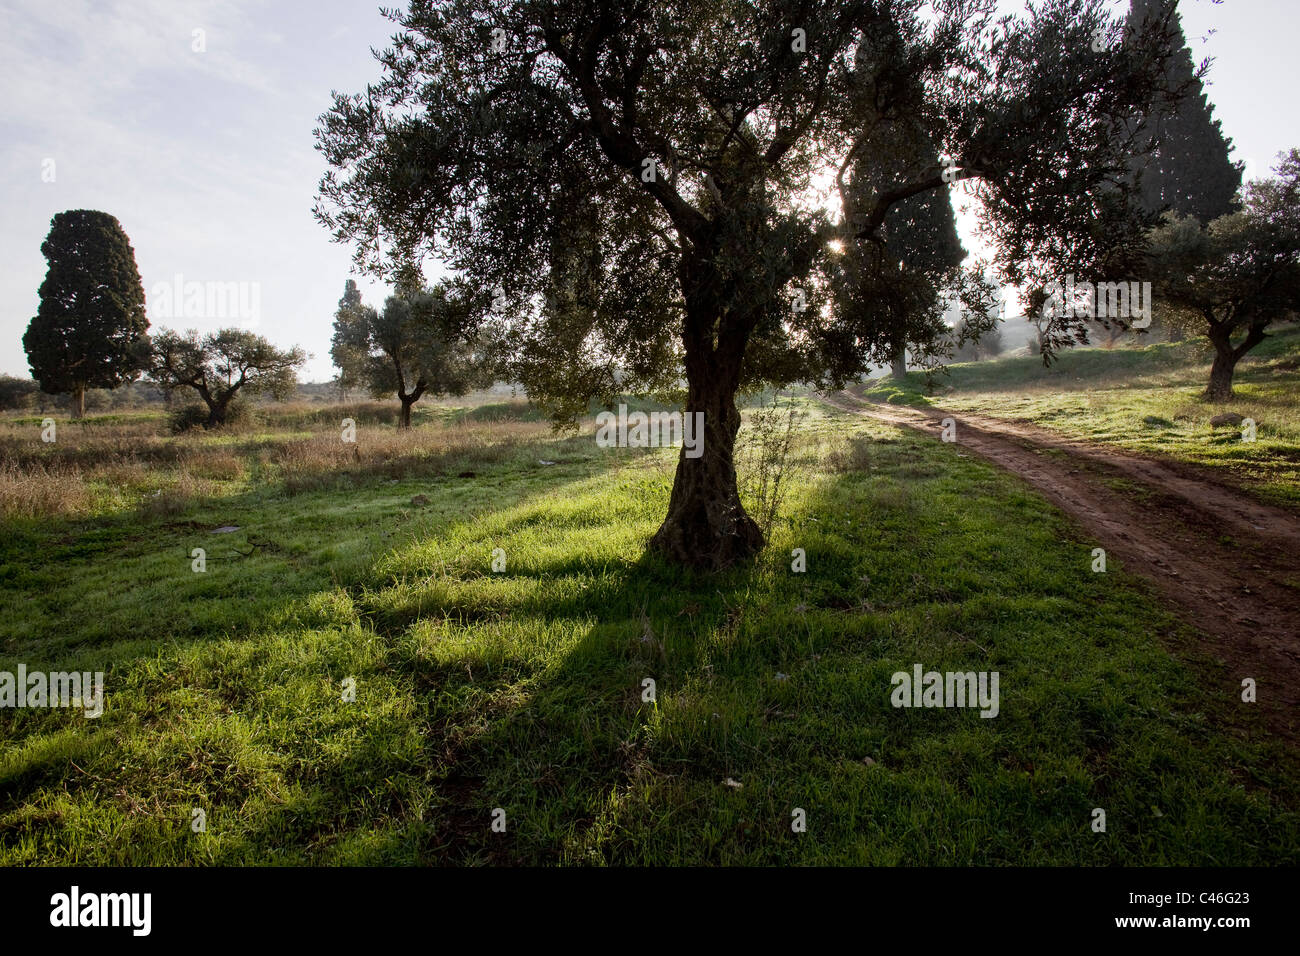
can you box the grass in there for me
[1,397,1295,864]
[0,399,551,521]
[862,323,1300,508]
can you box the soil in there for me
[825,390,1300,742]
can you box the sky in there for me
[0,0,1295,382]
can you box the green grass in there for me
[1,400,1294,864]
[862,323,1300,507]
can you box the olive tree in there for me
[147,328,307,428]
[315,0,1186,568]
[331,279,497,428]
[1147,150,1300,401]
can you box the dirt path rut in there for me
[825,390,1300,741]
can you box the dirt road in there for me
[825,390,1300,741]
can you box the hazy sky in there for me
[0,0,1294,381]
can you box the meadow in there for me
[865,323,1300,508]
[1,385,1296,864]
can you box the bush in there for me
[169,404,208,433]
[169,399,255,433]
[0,375,39,411]
[737,397,801,539]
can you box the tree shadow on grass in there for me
[0,444,664,861]
[6,435,1295,865]
[271,455,1298,866]
[314,549,761,865]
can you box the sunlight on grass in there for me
[2,399,1294,864]
[864,324,1300,507]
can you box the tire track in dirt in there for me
[823,390,1300,742]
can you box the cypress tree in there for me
[23,210,150,418]
[844,23,966,379]
[1128,0,1241,222]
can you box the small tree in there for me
[1147,150,1300,401]
[331,280,495,428]
[23,210,150,418]
[147,328,307,427]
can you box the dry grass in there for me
[0,408,557,521]
[0,460,95,519]
[274,419,550,493]
[0,419,185,469]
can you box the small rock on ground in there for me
[1210,412,1245,427]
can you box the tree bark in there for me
[206,396,230,428]
[1205,344,1237,401]
[396,379,425,429]
[890,342,907,378]
[647,259,763,570]
[73,387,85,419]
[647,375,763,569]
[1204,321,1267,402]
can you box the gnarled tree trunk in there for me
[1205,344,1237,401]
[396,376,425,429]
[648,258,763,570]
[648,372,763,569]
[1205,320,1267,402]
[206,394,232,428]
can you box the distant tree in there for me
[0,375,40,411]
[1024,295,1050,355]
[23,210,150,418]
[994,4,1222,362]
[1124,0,1241,343]
[147,328,308,427]
[1147,150,1300,401]
[1085,317,1124,349]
[330,279,495,428]
[953,313,1004,362]
[330,279,369,401]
